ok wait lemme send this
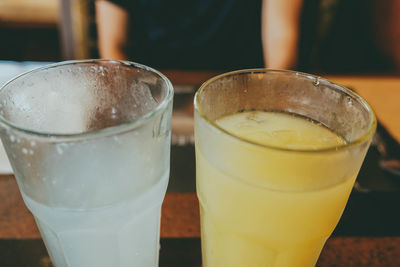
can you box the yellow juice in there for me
[195,111,366,267]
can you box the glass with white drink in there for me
[0,60,173,267]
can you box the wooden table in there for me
[0,0,59,28]
[0,71,399,266]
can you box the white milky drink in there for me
[0,60,174,267]
[22,172,168,267]
[16,119,172,267]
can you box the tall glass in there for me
[194,69,376,266]
[0,60,173,267]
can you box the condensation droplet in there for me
[56,145,63,155]
[111,107,118,119]
[22,148,28,154]
[347,97,353,107]
[99,66,105,76]
[313,77,320,86]
[30,140,36,147]
[9,135,15,142]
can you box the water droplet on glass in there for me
[9,135,15,142]
[113,136,121,144]
[22,148,28,154]
[56,145,63,155]
[111,107,118,119]
[99,66,105,76]
[347,97,353,107]
[313,77,320,86]
[30,140,36,147]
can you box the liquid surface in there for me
[196,110,366,267]
[215,111,345,150]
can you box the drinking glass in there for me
[194,69,376,266]
[0,60,173,267]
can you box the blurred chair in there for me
[59,0,98,60]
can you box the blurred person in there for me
[297,0,398,74]
[95,0,265,70]
[264,0,400,73]
[262,0,303,69]
[96,0,314,71]
[96,0,397,73]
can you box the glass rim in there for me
[194,68,377,153]
[0,59,174,141]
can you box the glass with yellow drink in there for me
[194,70,376,267]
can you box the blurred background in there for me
[0,1,400,266]
[0,0,399,74]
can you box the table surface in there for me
[0,67,400,266]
